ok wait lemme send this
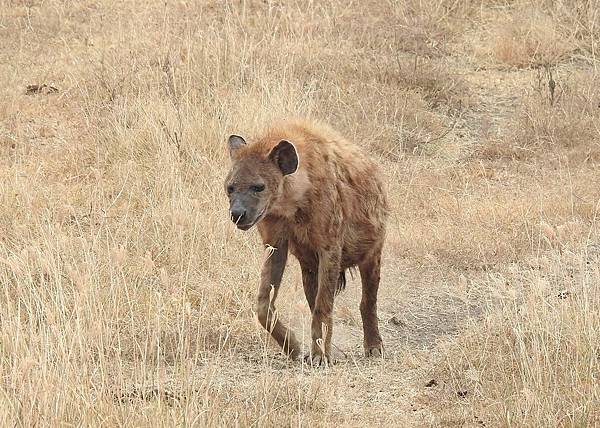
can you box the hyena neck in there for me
[268,168,311,220]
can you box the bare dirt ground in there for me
[1,0,599,426]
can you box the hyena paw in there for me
[304,351,335,367]
[364,343,384,358]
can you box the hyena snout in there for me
[229,200,248,226]
[229,198,264,230]
[229,201,246,224]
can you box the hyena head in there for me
[224,134,298,230]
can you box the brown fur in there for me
[224,119,388,364]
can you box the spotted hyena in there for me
[224,119,388,364]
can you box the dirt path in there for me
[210,252,496,425]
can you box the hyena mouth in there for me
[235,206,268,231]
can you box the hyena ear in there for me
[228,135,246,157]
[268,140,298,175]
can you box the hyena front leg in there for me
[307,246,341,366]
[256,238,301,358]
[299,254,319,312]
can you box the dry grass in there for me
[488,6,576,68]
[0,0,599,426]
[480,1,600,68]
[433,248,600,426]
[478,68,600,161]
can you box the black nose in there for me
[230,208,246,224]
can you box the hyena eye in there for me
[251,184,265,193]
[226,185,234,194]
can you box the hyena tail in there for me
[336,267,358,294]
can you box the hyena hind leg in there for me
[358,252,383,357]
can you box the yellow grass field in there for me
[1,0,599,426]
